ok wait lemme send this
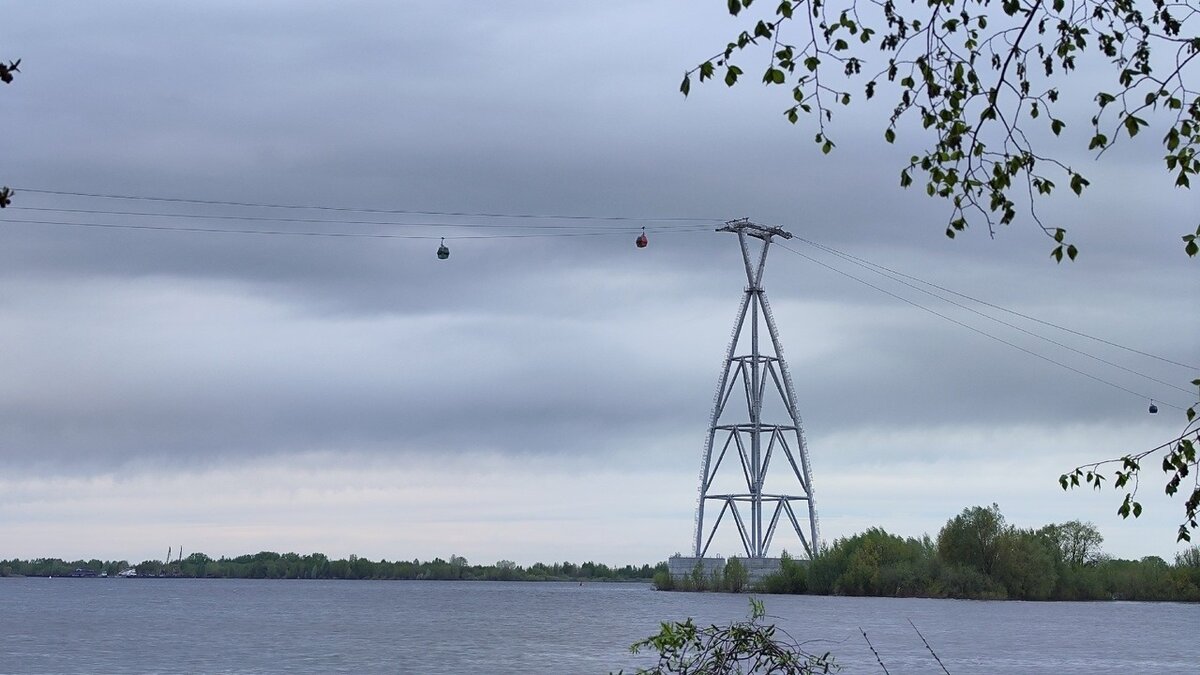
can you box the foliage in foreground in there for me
[1062,389,1200,543]
[1,55,18,209]
[617,598,837,675]
[683,0,1198,258]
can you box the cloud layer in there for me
[1,1,1196,563]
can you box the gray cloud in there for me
[1,1,1196,560]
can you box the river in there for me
[1,578,1196,673]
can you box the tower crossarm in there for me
[717,218,794,242]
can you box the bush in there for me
[723,557,748,593]
[930,564,1006,600]
[622,598,835,674]
[757,551,807,594]
[652,569,675,591]
[689,561,708,591]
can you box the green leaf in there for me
[1070,173,1089,195]
[1066,244,1078,260]
[1166,129,1180,151]
[724,65,743,86]
[728,0,742,16]
[885,128,895,143]
[1124,115,1146,138]
[680,74,691,96]
[1051,119,1064,136]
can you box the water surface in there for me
[2,578,1195,673]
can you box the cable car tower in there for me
[693,219,819,560]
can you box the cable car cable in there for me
[6,206,682,231]
[11,187,723,224]
[789,238,1196,396]
[5,194,1188,399]
[0,217,715,240]
[795,235,1198,372]
[775,242,1189,411]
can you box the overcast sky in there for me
[1,1,1197,566]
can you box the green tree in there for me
[1172,545,1200,599]
[993,528,1059,599]
[652,568,676,591]
[937,504,1008,576]
[493,559,518,581]
[805,529,933,595]
[1177,544,1200,567]
[930,562,1006,599]
[689,561,709,591]
[1036,520,1104,566]
[723,557,749,592]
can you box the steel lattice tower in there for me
[692,219,819,560]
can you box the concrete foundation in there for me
[667,554,802,586]
[666,555,726,583]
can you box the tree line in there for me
[0,552,662,582]
[655,504,1200,601]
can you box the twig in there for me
[908,618,951,675]
[859,627,890,675]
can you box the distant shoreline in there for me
[6,575,651,583]
[0,553,661,583]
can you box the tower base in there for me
[666,554,797,585]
